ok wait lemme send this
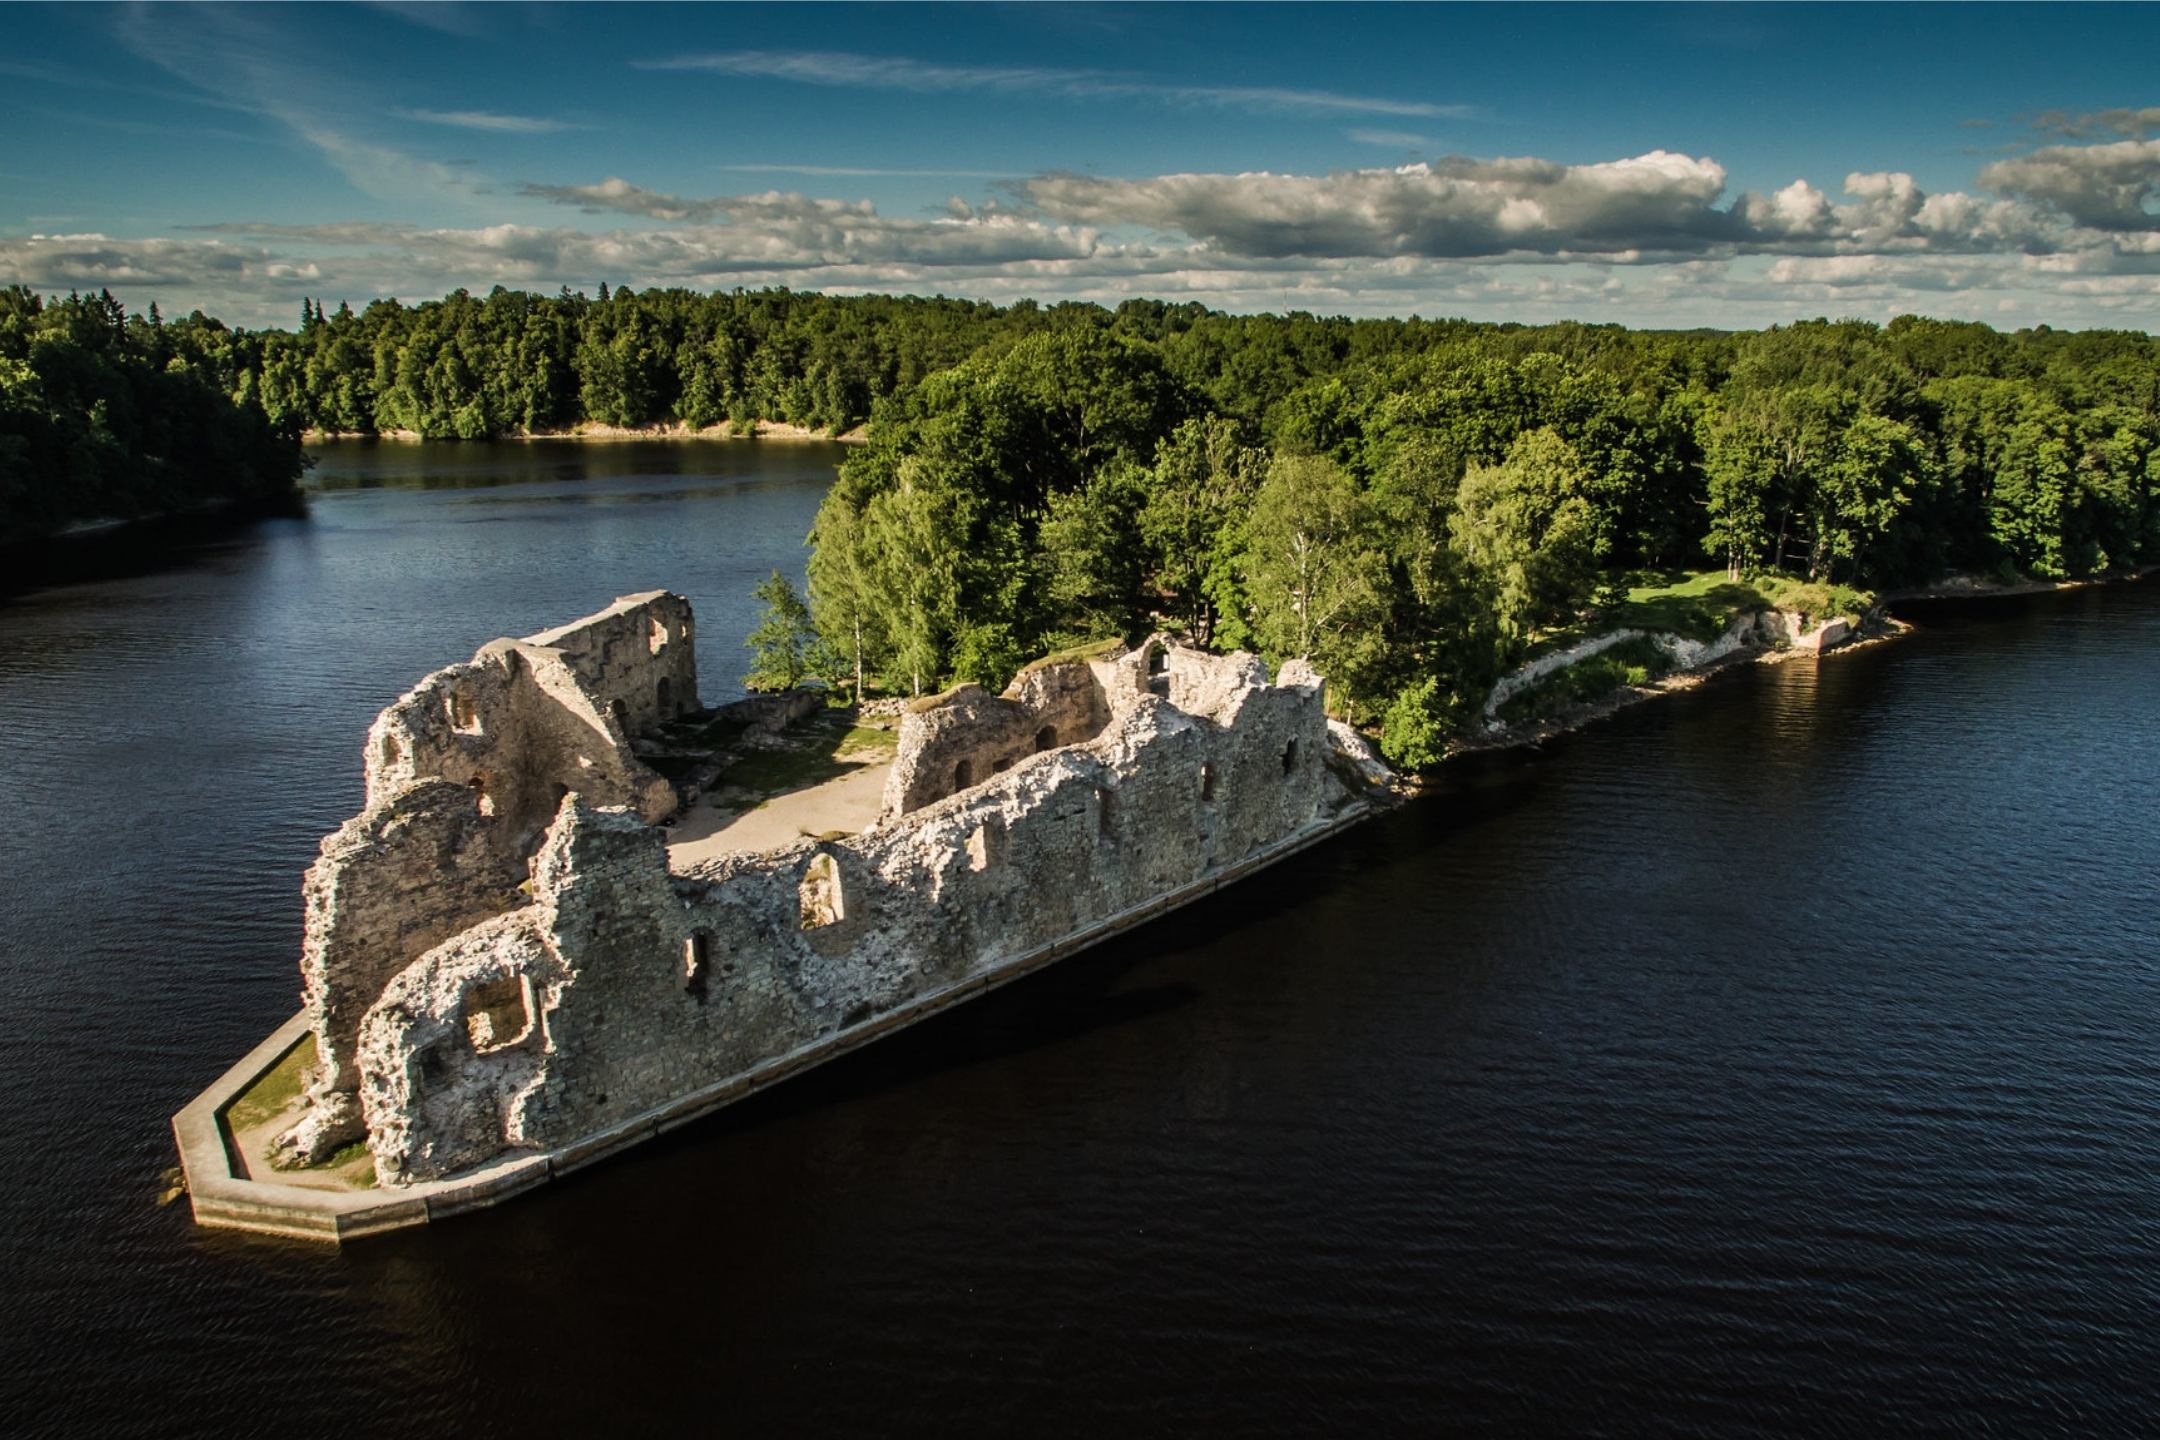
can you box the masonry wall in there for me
[879,653,1116,818]
[352,643,1351,1184]
[277,592,697,1166]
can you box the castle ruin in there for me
[183,590,1387,1234]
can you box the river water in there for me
[3,441,2158,1435]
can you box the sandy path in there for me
[667,762,892,866]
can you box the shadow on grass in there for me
[1608,579,1767,642]
[716,713,898,803]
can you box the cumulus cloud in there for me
[636,49,1465,118]
[16,132,2160,332]
[211,186,1111,274]
[1979,138,2160,230]
[1023,151,1747,259]
[1018,149,2156,269]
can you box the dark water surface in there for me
[4,443,2159,1436]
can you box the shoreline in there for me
[1881,564,2159,603]
[1420,565,2154,772]
[1436,616,1915,766]
[303,420,868,445]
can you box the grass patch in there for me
[1527,568,1874,658]
[716,713,893,802]
[1017,636,1125,674]
[1527,569,1766,657]
[1752,573,1875,623]
[1497,636,1675,726]
[1606,569,1771,644]
[226,1032,316,1132]
[323,1139,377,1188]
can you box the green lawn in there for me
[225,1032,315,1132]
[715,713,897,802]
[1530,568,1876,658]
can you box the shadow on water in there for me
[0,493,308,603]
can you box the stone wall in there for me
[277,592,698,1165]
[525,590,700,735]
[345,638,1361,1184]
[879,653,1116,819]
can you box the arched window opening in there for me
[1201,764,1217,802]
[648,616,670,655]
[656,676,673,717]
[1097,786,1116,845]
[380,734,401,768]
[608,699,630,734]
[953,758,974,793]
[468,773,495,818]
[1281,739,1299,776]
[1035,724,1058,753]
[800,853,846,929]
[1146,642,1168,676]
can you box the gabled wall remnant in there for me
[276,591,694,1166]
[278,600,1377,1190]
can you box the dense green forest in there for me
[796,303,2159,762]
[7,279,2154,766]
[0,287,306,542]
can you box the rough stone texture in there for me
[1772,612,1853,653]
[336,631,1365,1185]
[277,592,696,1165]
[1654,612,1764,670]
[879,652,1116,819]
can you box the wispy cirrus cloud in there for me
[635,49,1468,119]
[396,108,583,135]
[1345,128,1442,151]
[720,162,1017,179]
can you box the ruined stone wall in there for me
[879,653,1115,818]
[525,590,700,734]
[353,643,1351,1183]
[278,592,697,1165]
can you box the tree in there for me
[806,495,883,701]
[742,570,814,692]
[861,458,967,695]
[1449,427,1602,641]
[1242,453,1391,711]
[1138,415,1267,644]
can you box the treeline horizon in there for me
[5,282,2156,767]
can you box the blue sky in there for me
[3,2,2156,329]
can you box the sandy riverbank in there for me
[303,420,867,444]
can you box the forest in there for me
[0,286,305,541]
[5,280,2156,764]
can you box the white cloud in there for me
[17,134,2160,331]
[1345,129,1441,150]
[1024,151,1740,258]
[396,108,581,134]
[1979,138,2160,230]
[635,49,1466,119]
